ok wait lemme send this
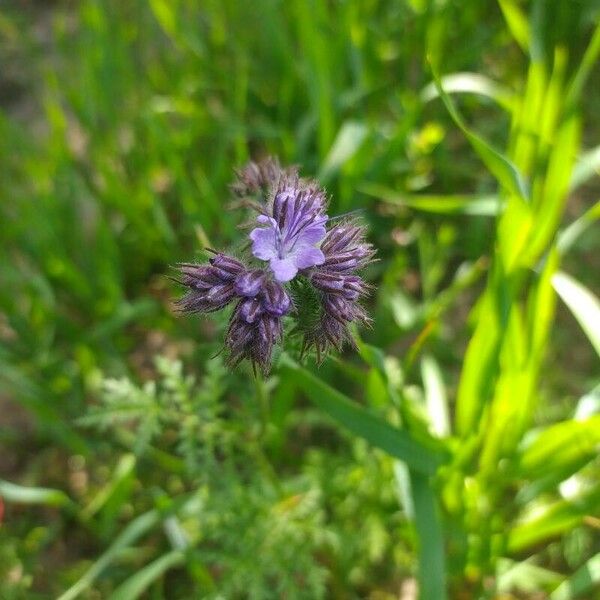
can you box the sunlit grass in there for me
[0,1,599,598]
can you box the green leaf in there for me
[570,146,600,191]
[497,0,530,53]
[81,454,136,521]
[557,201,600,255]
[550,552,600,600]
[279,355,447,475]
[421,72,515,112]
[0,479,76,511]
[497,558,563,595]
[410,472,447,600]
[109,551,185,600]
[421,354,450,437]
[552,272,600,358]
[429,62,528,200]
[564,22,600,109]
[58,509,162,600]
[319,120,368,183]
[525,116,581,263]
[361,184,501,216]
[455,290,501,437]
[508,484,600,552]
[518,416,600,478]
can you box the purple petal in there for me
[256,214,277,226]
[294,247,325,270]
[295,222,327,246]
[269,258,298,282]
[249,227,278,261]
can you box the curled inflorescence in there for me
[176,157,375,374]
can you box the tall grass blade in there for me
[421,72,515,112]
[552,272,600,358]
[109,550,185,600]
[280,355,446,475]
[410,472,447,600]
[550,553,600,600]
[58,510,162,600]
[430,63,528,200]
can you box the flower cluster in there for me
[176,157,374,374]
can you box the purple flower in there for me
[301,221,374,358]
[230,156,294,199]
[175,157,375,374]
[320,223,375,272]
[249,177,328,282]
[226,279,292,373]
[176,258,242,313]
[227,304,286,375]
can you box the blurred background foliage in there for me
[0,0,599,598]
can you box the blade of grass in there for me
[421,72,515,112]
[570,146,600,191]
[109,550,185,600]
[564,22,600,109]
[550,552,600,600]
[557,201,600,254]
[411,472,447,600]
[552,272,600,358]
[58,509,162,600]
[319,120,368,183]
[279,355,447,475]
[508,484,600,552]
[81,454,136,521]
[0,479,77,512]
[518,416,600,478]
[361,184,502,216]
[497,0,530,53]
[429,61,528,200]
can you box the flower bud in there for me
[234,269,266,297]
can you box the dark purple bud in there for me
[311,272,346,293]
[311,272,369,300]
[231,157,295,198]
[234,269,266,297]
[262,281,292,316]
[209,254,245,280]
[238,297,264,324]
[341,276,367,300]
[257,313,282,344]
[323,295,354,322]
[226,317,256,362]
[321,225,362,254]
[224,308,283,375]
[323,294,370,325]
[179,264,223,290]
[322,246,374,272]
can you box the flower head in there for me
[230,156,295,199]
[249,176,328,282]
[225,280,291,375]
[301,221,374,359]
[175,158,374,374]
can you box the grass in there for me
[1,0,599,598]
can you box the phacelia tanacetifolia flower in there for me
[249,175,328,282]
[303,222,374,358]
[226,280,291,375]
[230,156,295,200]
[175,157,375,374]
